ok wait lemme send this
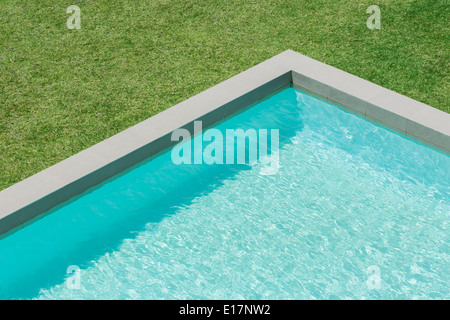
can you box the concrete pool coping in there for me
[0,49,449,237]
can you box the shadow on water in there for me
[0,89,305,299]
[1,164,250,299]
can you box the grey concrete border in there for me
[0,49,449,237]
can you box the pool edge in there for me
[0,49,449,237]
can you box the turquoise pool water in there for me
[0,88,449,299]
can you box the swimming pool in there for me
[0,87,448,299]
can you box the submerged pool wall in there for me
[1,50,449,237]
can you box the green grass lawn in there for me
[0,0,448,191]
